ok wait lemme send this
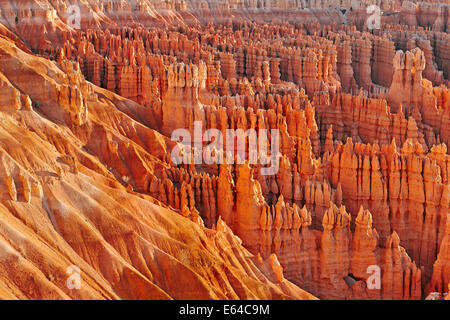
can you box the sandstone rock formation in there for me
[0,0,448,300]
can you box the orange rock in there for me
[0,0,449,301]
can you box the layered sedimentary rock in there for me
[429,211,450,295]
[352,35,373,91]
[336,38,358,93]
[0,36,316,300]
[0,0,448,300]
[371,34,396,88]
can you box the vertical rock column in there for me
[235,164,267,254]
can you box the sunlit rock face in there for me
[0,0,449,300]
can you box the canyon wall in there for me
[0,0,448,300]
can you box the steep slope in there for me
[0,36,315,300]
[0,0,448,300]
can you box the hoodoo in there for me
[0,0,448,301]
